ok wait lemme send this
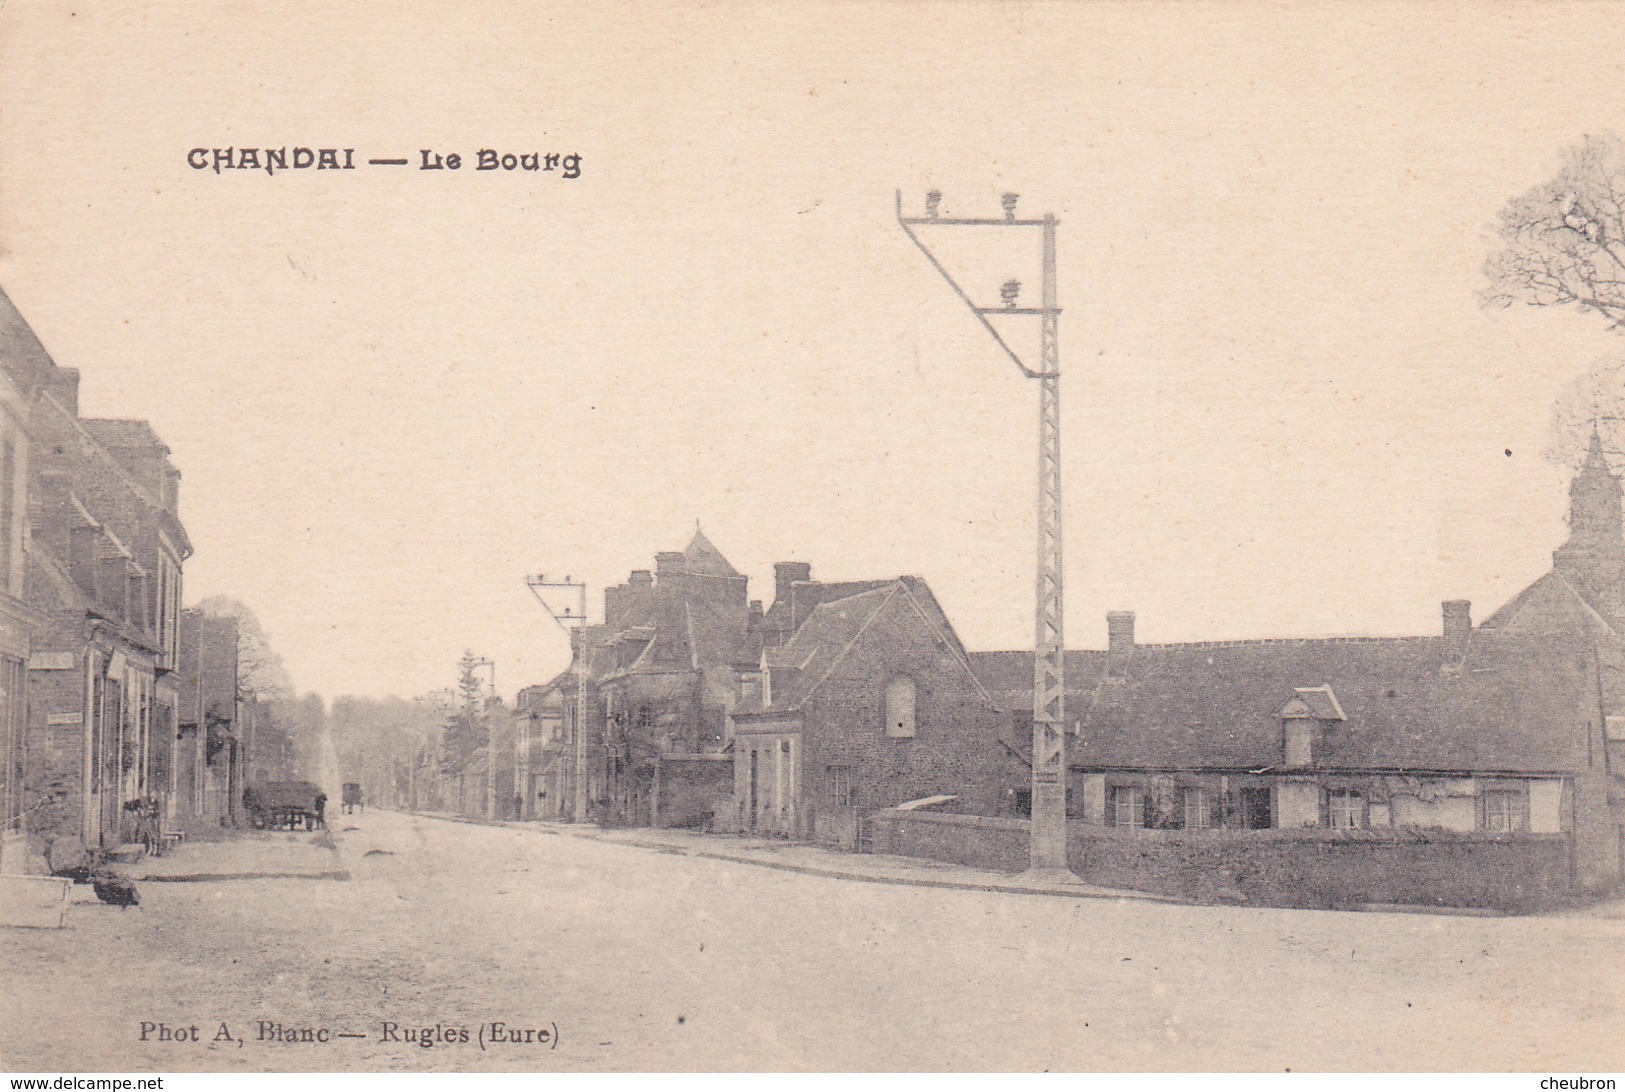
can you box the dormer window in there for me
[1276,684,1346,766]
[884,675,916,738]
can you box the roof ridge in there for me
[787,585,901,710]
[1134,635,1439,649]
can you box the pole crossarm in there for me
[899,216,1052,227]
[895,190,1059,380]
[525,575,591,823]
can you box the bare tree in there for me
[194,595,293,702]
[1484,133,1625,332]
[1486,134,1625,467]
[1546,351,1625,467]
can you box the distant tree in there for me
[194,595,293,702]
[1484,133,1625,332]
[439,651,490,776]
[264,692,326,780]
[1484,134,1625,467]
[328,695,442,809]
[1546,352,1625,467]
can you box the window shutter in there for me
[1318,786,1330,829]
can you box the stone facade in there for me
[732,577,1003,844]
[175,610,240,827]
[0,291,48,871]
[537,530,759,826]
[0,286,200,871]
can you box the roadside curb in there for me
[125,829,351,884]
[442,814,1180,904]
[138,871,352,883]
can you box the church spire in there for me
[1553,428,1625,598]
[1568,429,1623,540]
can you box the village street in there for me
[3,809,1623,1073]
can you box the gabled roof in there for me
[81,419,171,455]
[1279,685,1346,721]
[1069,632,1597,773]
[970,649,1109,708]
[0,284,65,393]
[682,527,741,579]
[760,584,896,710]
[1480,568,1625,636]
[613,594,747,675]
[759,578,895,639]
[743,578,994,715]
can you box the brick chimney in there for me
[774,561,811,609]
[1442,599,1471,667]
[1106,611,1135,678]
[603,584,628,629]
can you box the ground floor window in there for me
[1110,785,1146,828]
[1327,788,1365,829]
[1229,786,1273,830]
[1181,787,1215,829]
[825,765,855,807]
[1479,789,1526,832]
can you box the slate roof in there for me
[586,530,755,680]
[1282,685,1346,721]
[1065,632,1597,773]
[81,419,171,454]
[969,650,1108,709]
[1479,568,1625,636]
[606,595,749,677]
[681,527,741,579]
[757,584,898,711]
[0,284,64,393]
[759,578,895,641]
[739,577,988,716]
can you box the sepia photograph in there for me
[0,0,1621,1078]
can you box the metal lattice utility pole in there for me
[897,190,1077,881]
[527,575,589,822]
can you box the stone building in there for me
[1041,605,1617,904]
[16,342,189,864]
[0,288,53,871]
[175,610,240,827]
[511,683,564,819]
[730,575,1003,845]
[914,445,1625,907]
[563,529,758,826]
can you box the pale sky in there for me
[1,0,1622,702]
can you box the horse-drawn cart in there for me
[244,781,327,831]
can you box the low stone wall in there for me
[869,811,1028,873]
[867,810,1574,912]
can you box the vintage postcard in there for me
[0,0,1621,1078]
